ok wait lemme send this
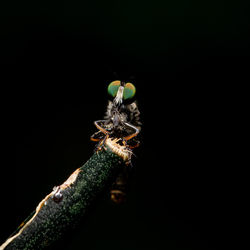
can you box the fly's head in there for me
[107,80,139,123]
[107,80,136,107]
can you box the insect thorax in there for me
[104,100,141,130]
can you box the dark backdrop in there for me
[0,1,248,249]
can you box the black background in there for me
[0,1,248,249]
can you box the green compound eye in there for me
[123,82,136,100]
[107,80,121,97]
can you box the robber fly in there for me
[91,80,141,203]
[91,80,141,151]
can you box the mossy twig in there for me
[0,138,129,250]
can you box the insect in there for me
[91,80,141,203]
[91,80,141,152]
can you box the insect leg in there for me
[94,120,110,135]
[128,142,140,149]
[92,120,110,151]
[123,122,140,141]
[95,134,109,151]
[90,130,103,142]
